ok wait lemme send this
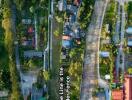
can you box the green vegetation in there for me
[127,2,132,25]
[128,68,132,74]
[99,1,117,82]
[47,17,62,100]
[78,0,95,30]
[0,42,11,91]
[22,58,43,71]
[1,1,23,99]
[67,42,84,99]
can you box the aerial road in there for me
[80,0,108,99]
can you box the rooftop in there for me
[124,75,132,100]
[126,27,132,34]
[111,89,123,100]
[24,50,43,58]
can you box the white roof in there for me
[100,51,110,57]
[58,0,63,11]
[105,75,110,80]
[126,27,132,34]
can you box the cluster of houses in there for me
[21,18,44,59]
[21,18,47,99]
[59,0,83,61]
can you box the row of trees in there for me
[78,0,95,30]
[128,2,132,25]
[2,0,22,99]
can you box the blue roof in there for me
[126,27,132,34]
[62,40,71,48]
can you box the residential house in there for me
[105,24,110,33]
[126,27,132,34]
[28,26,34,33]
[126,27,132,47]
[124,75,132,100]
[100,51,110,58]
[127,36,132,47]
[111,89,123,100]
[31,86,44,100]
[125,54,132,70]
[69,14,76,24]
[21,37,35,47]
[24,50,43,58]
[67,5,77,15]
[0,91,8,98]
[61,47,69,60]
[58,0,66,11]
[22,19,32,25]
[73,0,81,6]
[62,35,72,48]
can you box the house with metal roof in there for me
[126,27,132,34]
[58,0,66,11]
[31,86,43,100]
[67,5,78,15]
[24,50,43,58]
[127,36,132,47]
[62,36,72,48]
[22,19,32,24]
[100,51,110,58]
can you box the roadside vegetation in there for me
[127,2,132,25]
[99,1,117,83]
[68,43,84,100]
[1,0,22,99]
[78,0,95,30]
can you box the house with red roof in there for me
[111,89,123,100]
[124,75,132,100]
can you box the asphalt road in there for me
[49,0,54,69]
[80,0,108,99]
[116,0,125,81]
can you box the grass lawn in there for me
[0,34,11,90]
[47,16,63,100]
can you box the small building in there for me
[62,35,71,48]
[100,51,110,57]
[22,19,32,24]
[105,75,110,80]
[125,54,132,70]
[58,0,66,11]
[124,75,132,100]
[73,0,80,6]
[69,14,76,24]
[111,89,123,100]
[0,91,8,98]
[127,36,132,47]
[62,40,71,48]
[28,27,34,33]
[24,50,43,58]
[67,5,77,15]
[62,35,71,40]
[22,40,33,46]
[58,0,63,11]
[126,27,132,34]
[31,86,43,100]
[106,24,110,33]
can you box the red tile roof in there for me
[112,89,123,100]
[28,27,34,33]
[62,35,71,40]
[124,75,132,100]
